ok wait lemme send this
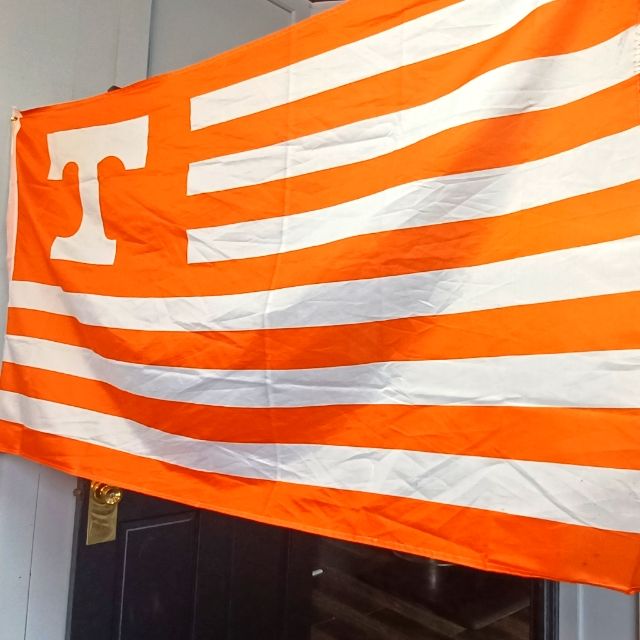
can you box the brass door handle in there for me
[86,481,123,545]
[92,481,123,506]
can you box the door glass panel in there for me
[310,537,531,639]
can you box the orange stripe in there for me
[187,178,640,293]
[183,77,640,227]
[190,0,635,159]
[22,0,463,123]
[9,292,640,370]
[8,0,640,596]
[3,363,640,471]
[1,421,638,592]
[13,78,639,296]
[16,154,640,298]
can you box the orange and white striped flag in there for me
[2,0,640,591]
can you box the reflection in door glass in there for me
[310,538,531,639]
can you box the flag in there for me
[2,0,640,591]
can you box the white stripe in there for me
[10,236,640,332]
[1,391,639,533]
[188,28,636,194]
[190,0,555,129]
[6,335,640,409]
[187,126,640,263]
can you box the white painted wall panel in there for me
[560,584,639,640]
[115,0,155,88]
[23,468,78,640]
[148,0,311,75]
[72,1,122,98]
[0,2,152,638]
[0,456,40,640]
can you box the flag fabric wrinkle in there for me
[1,0,640,592]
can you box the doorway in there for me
[68,483,557,639]
[310,537,557,639]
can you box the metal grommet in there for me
[10,115,18,122]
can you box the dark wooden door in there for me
[68,482,313,640]
[68,481,558,640]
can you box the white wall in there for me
[149,0,311,76]
[0,2,152,638]
[560,584,639,639]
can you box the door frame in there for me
[533,581,560,639]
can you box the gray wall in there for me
[560,584,639,639]
[149,0,309,75]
